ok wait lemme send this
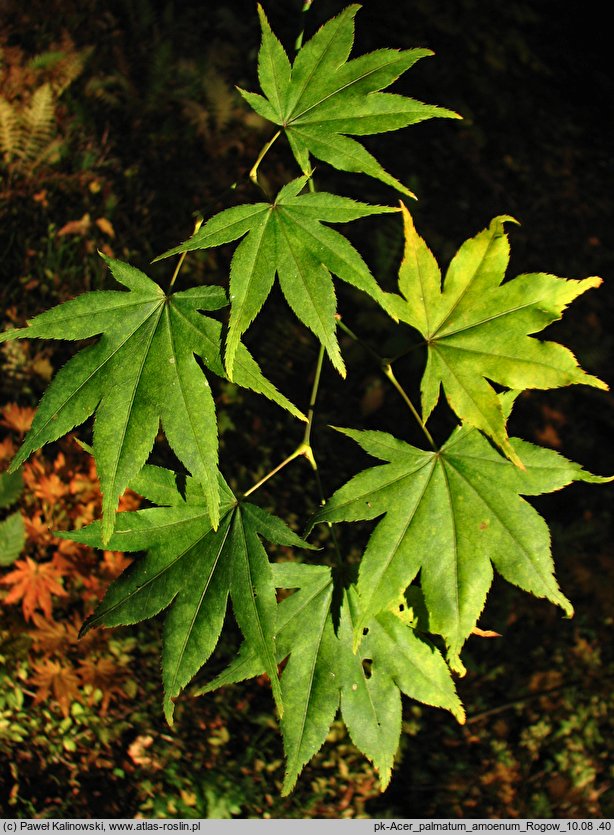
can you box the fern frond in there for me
[202,68,235,130]
[19,84,57,168]
[28,135,63,171]
[52,47,92,97]
[181,99,212,141]
[28,50,66,71]
[0,97,21,162]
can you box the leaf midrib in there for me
[189,205,268,250]
[279,207,375,295]
[23,299,165,453]
[170,302,218,355]
[285,585,334,780]
[276,578,333,648]
[431,231,502,338]
[318,458,433,522]
[164,306,216,506]
[103,304,164,504]
[436,458,461,644]
[379,616,457,703]
[360,461,435,617]
[168,515,233,697]
[276,215,333,350]
[29,296,161,335]
[89,511,222,626]
[346,603,383,734]
[443,457,556,591]
[433,339,573,374]
[433,295,559,340]
[433,347,501,437]
[289,53,411,123]
[228,211,274,351]
[262,26,286,116]
[308,101,429,125]
[285,10,347,119]
[232,511,281,706]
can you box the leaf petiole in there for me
[336,315,437,450]
[168,217,203,290]
[244,342,327,497]
[382,363,437,451]
[335,315,383,364]
[303,344,325,450]
[242,442,313,499]
[249,130,281,191]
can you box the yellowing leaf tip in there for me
[76,438,94,455]
[399,200,415,227]
[378,770,393,791]
[472,626,502,638]
[509,448,526,471]
[584,275,603,289]
[164,704,175,727]
[257,4,270,28]
[492,214,520,229]
[447,651,466,677]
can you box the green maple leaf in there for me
[310,396,612,666]
[201,565,462,793]
[241,5,459,195]
[157,178,396,377]
[385,205,607,465]
[0,469,23,509]
[0,256,303,542]
[59,464,313,722]
[0,513,25,567]
[336,587,464,789]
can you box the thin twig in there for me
[466,673,613,724]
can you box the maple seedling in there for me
[0,2,610,794]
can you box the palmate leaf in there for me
[0,256,303,543]
[385,206,607,465]
[59,465,314,722]
[157,178,396,377]
[30,658,81,719]
[242,5,459,195]
[201,565,463,793]
[310,396,612,667]
[0,555,67,619]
